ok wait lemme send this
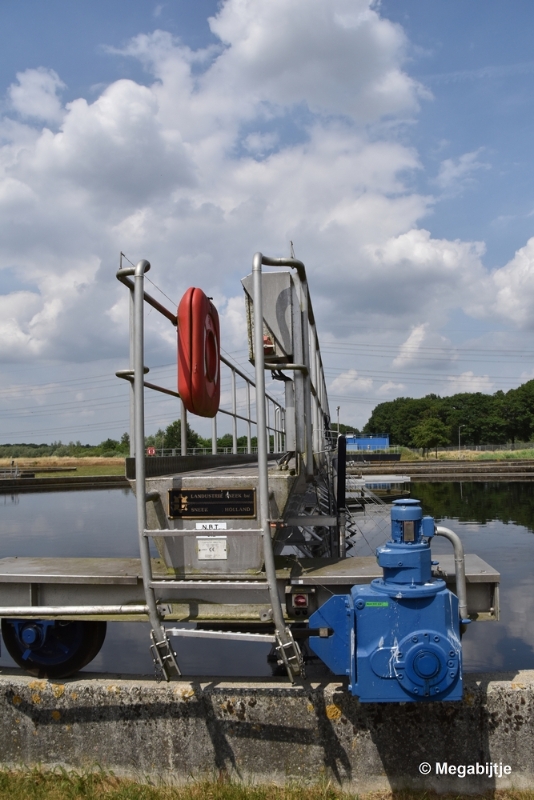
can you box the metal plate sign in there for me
[168,488,256,519]
[197,536,227,560]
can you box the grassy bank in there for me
[400,448,534,462]
[0,457,125,477]
[0,771,531,800]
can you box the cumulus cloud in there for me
[393,323,427,367]
[0,0,529,443]
[377,380,406,395]
[446,371,493,394]
[435,148,491,196]
[208,0,428,122]
[329,369,373,394]
[8,67,66,124]
[483,238,534,329]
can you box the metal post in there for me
[337,434,347,558]
[310,330,320,456]
[212,416,217,455]
[458,424,465,453]
[232,370,238,454]
[129,275,135,458]
[181,400,187,456]
[246,382,252,453]
[252,252,300,678]
[133,259,180,679]
[266,399,271,453]
[298,276,314,479]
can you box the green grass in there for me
[32,464,126,478]
[0,771,532,800]
[0,771,351,800]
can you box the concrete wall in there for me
[1,670,533,794]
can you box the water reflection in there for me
[1,483,533,676]
[413,482,534,673]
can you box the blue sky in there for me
[1,0,534,444]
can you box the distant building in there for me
[345,434,390,452]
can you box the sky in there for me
[2,0,534,444]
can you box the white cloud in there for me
[446,371,493,394]
[393,323,428,367]
[329,369,373,394]
[208,0,428,122]
[219,295,248,352]
[482,237,534,328]
[377,381,406,395]
[435,148,490,196]
[0,0,531,443]
[8,67,66,124]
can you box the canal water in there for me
[0,483,532,677]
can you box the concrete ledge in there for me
[0,670,533,793]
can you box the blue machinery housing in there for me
[309,499,463,702]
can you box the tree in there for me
[164,420,202,450]
[364,396,440,446]
[411,418,450,458]
[331,423,360,436]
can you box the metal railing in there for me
[116,264,286,460]
[115,252,333,681]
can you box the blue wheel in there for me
[1,619,107,678]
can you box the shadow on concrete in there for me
[2,671,531,792]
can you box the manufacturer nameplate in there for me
[197,536,227,560]
[168,488,256,519]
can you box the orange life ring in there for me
[178,287,220,417]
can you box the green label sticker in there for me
[365,601,389,607]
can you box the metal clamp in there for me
[275,628,304,683]
[149,629,181,682]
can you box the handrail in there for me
[116,251,333,680]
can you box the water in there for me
[1,482,533,676]
[0,489,272,677]
[413,482,534,674]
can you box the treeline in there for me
[363,380,534,448]
[0,420,258,459]
[0,434,131,459]
[146,420,258,451]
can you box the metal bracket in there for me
[149,629,181,682]
[275,628,304,683]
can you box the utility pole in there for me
[336,406,340,435]
[458,424,465,454]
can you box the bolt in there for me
[450,672,455,678]
[447,660,454,668]
[412,636,418,643]
[449,651,455,657]
[398,562,403,566]
[434,636,440,642]
[414,689,419,694]
[355,600,365,610]
[397,674,404,680]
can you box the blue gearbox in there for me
[309,499,463,702]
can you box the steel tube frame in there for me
[131,259,180,677]
[252,253,297,668]
[436,525,469,622]
[0,605,149,616]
